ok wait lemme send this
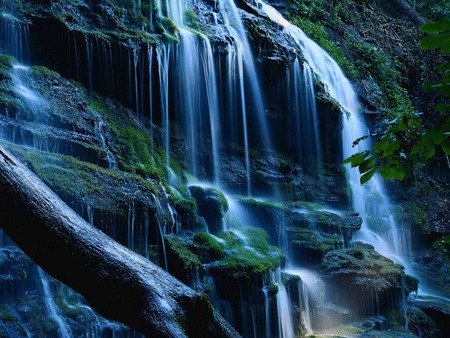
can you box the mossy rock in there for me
[0,247,33,285]
[165,234,202,285]
[189,186,229,234]
[320,242,411,317]
[192,231,224,262]
[288,227,343,267]
[208,226,284,281]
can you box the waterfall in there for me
[285,267,324,335]
[0,11,29,62]
[214,0,273,195]
[258,0,416,279]
[156,0,224,184]
[272,269,294,338]
[156,44,171,169]
[38,268,73,337]
[148,46,154,158]
[262,287,271,338]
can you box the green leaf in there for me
[380,165,392,180]
[359,157,376,174]
[360,168,376,185]
[352,135,369,146]
[343,151,370,167]
[435,62,450,72]
[423,143,436,159]
[419,34,450,52]
[391,166,406,181]
[420,19,450,33]
[435,104,450,113]
[442,139,450,154]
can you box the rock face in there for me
[408,295,450,338]
[189,186,229,234]
[320,242,418,317]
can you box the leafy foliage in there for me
[345,19,450,184]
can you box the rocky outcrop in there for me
[320,243,418,317]
[189,186,229,234]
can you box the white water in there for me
[156,44,171,169]
[272,269,294,338]
[217,0,273,195]
[285,267,325,335]
[258,0,416,278]
[156,0,223,185]
[38,268,72,337]
[0,11,29,62]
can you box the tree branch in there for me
[0,146,240,338]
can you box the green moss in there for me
[185,8,201,32]
[5,142,158,210]
[193,232,224,257]
[209,227,284,280]
[30,66,60,80]
[291,18,359,79]
[0,309,17,322]
[405,274,419,294]
[0,54,21,110]
[165,235,202,270]
[0,54,15,79]
[409,203,431,234]
[89,97,169,181]
[288,1,415,119]
[433,235,450,257]
[289,227,343,254]
[238,197,286,212]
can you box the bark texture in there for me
[0,146,240,338]
[392,0,426,25]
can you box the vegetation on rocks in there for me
[209,227,284,280]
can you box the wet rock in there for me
[0,247,33,285]
[189,185,229,234]
[320,242,414,317]
[408,295,450,337]
[287,205,361,267]
[407,305,439,338]
[164,234,203,286]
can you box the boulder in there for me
[189,186,229,234]
[320,242,418,317]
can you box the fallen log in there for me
[0,146,240,338]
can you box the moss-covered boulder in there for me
[320,242,418,317]
[286,205,361,266]
[207,227,284,286]
[189,186,229,234]
[192,231,225,263]
[289,227,343,267]
[237,198,290,248]
[164,235,202,286]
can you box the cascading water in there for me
[272,269,295,338]
[156,0,223,184]
[216,0,273,195]
[38,268,73,338]
[2,1,448,337]
[0,11,29,62]
[258,0,417,284]
[0,63,146,337]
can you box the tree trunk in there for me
[392,0,425,26]
[0,146,240,338]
